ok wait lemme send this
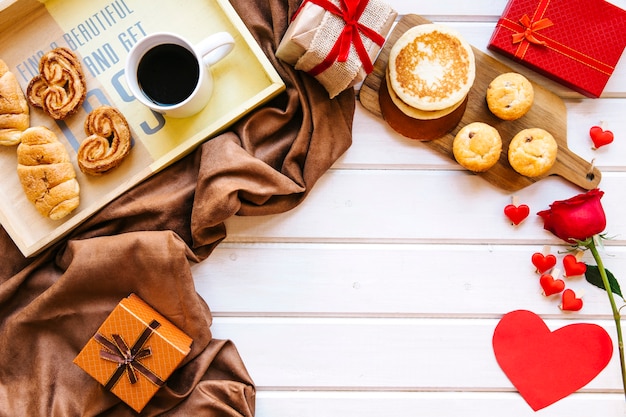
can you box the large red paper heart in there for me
[493,310,612,410]
[531,252,557,273]
[589,125,614,148]
[504,204,529,225]
[563,254,587,277]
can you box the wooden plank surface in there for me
[196,243,626,316]
[189,0,626,415]
[254,391,624,417]
[209,317,622,390]
[218,171,626,245]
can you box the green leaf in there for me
[585,265,624,299]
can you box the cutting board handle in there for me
[551,147,601,190]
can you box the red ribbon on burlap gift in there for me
[94,319,165,391]
[292,0,386,76]
[496,0,615,75]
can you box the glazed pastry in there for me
[26,47,86,120]
[0,59,29,146]
[77,106,131,175]
[508,128,558,177]
[486,73,534,121]
[453,122,502,172]
[17,126,80,220]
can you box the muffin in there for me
[453,122,502,172]
[508,128,558,177]
[380,23,475,140]
[486,73,534,121]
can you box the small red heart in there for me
[493,310,612,410]
[563,254,587,277]
[561,289,583,311]
[531,253,557,273]
[504,204,530,225]
[589,125,614,149]
[540,273,565,296]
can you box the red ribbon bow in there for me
[495,0,615,78]
[511,14,553,45]
[295,0,385,76]
[95,319,165,390]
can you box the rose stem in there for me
[589,236,626,399]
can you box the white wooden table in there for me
[192,1,626,415]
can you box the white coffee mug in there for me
[125,31,234,118]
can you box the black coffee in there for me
[137,43,200,105]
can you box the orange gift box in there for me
[73,294,193,413]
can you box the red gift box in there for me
[488,0,626,98]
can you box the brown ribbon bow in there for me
[94,319,165,391]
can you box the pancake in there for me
[388,24,475,112]
[386,68,464,120]
[379,73,468,141]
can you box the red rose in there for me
[537,189,606,243]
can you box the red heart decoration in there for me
[540,273,565,296]
[589,125,614,149]
[504,204,530,225]
[493,310,613,411]
[561,289,584,311]
[531,253,557,273]
[563,254,587,277]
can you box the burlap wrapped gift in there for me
[277,0,396,98]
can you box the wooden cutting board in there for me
[359,14,601,192]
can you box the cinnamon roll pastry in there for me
[77,106,131,175]
[17,126,80,220]
[26,47,86,120]
[0,59,29,146]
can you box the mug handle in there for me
[196,32,235,66]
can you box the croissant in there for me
[0,59,29,146]
[26,47,86,120]
[17,126,80,220]
[77,106,131,175]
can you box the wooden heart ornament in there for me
[563,254,587,277]
[504,204,529,225]
[493,310,613,410]
[589,125,614,149]
[531,253,557,273]
[540,273,565,296]
[560,289,584,311]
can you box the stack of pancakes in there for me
[380,24,475,140]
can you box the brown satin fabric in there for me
[0,0,355,415]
